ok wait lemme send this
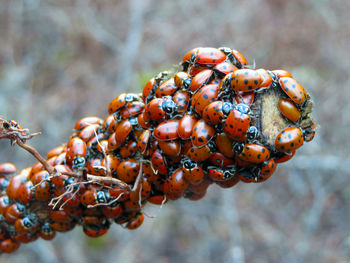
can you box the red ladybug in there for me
[174,71,191,89]
[223,104,251,141]
[234,91,255,105]
[116,159,140,183]
[119,101,145,119]
[185,144,212,162]
[173,89,190,113]
[191,119,215,147]
[203,101,234,125]
[74,116,102,131]
[178,114,198,140]
[219,47,248,69]
[0,162,17,176]
[151,150,168,175]
[16,180,33,204]
[275,126,304,152]
[183,47,226,66]
[234,143,270,164]
[279,77,308,105]
[5,203,26,223]
[126,212,145,230]
[108,93,140,115]
[278,98,301,122]
[114,119,133,146]
[155,78,178,97]
[144,98,177,122]
[182,159,205,184]
[158,140,181,156]
[66,137,87,170]
[189,69,214,92]
[102,203,124,219]
[207,166,236,181]
[153,119,180,141]
[142,78,156,102]
[215,133,235,158]
[0,239,20,253]
[213,61,238,78]
[192,83,219,116]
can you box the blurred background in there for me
[0,0,349,262]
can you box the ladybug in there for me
[16,180,33,204]
[78,124,100,142]
[223,104,251,141]
[14,214,39,234]
[7,168,30,200]
[137,112,152,129]
[137,130,151,155]
[155,77,178,97]
[46,145,65,159]
[235,169,260,183]
[272,69,292,78]
[279,77,308,105]
[163,168,188,197]
[259,159,277,181]
[116,159,140,183]
[185,144,212,162]
[203,101,234,125]
[189,69,214,92]
[209,152,235,167]
[256,68,273,88]
[102,115,118,134]
[0,239,20,253]
[191,119,215,147]
[228,69,262,92]
[275,151,296,163]
[153,119,180,141]
[74,116,102,131]
[108,93,140,115]
[192,83,219,116]
[126,212,145,230]
[234,91,255,105]
[142,77,157,102]
[0,162,17,175]
[213,61,238,78]
[5,202,26,223]
[158,140,181,156]
[178,114,198,140]
[215,133,235,158]
[144,98,177,122]
[174,71,191,89]
[207,166,236,181]
[151,150,168,175]
[114,119,133,146]
[66,137,87,170]
[109,185,130,201]
[130,177,152,202]
[234,143,270,164]
[278,98,301,122]
[182,158,205,184]
[173,89,190,113]
[183,47,226,66]
[40,222,56,240]
[142,162,161,186]
[119,101,145,119]
[215,176,240,189]
[102,203,124,219]
[219,47,248,68]
[275,126,304,152]
[184,190,207,201]
[49,210,72,223]
[51,221,75,233]
[120,140,138,158]
[34,179,51,202]
[147,193,167,205]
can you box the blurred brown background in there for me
[0,0,349,262]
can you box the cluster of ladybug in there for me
[0,47,315,253]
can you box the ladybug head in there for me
[96,191,109,204]
[235,103,250,114]
[222,102,234,116]
[218,47,232,55]
[233,143,244,154]
[162,99,177,115]
[246,126,259,140]
[182,158,197,170]
[72,156,86,170]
